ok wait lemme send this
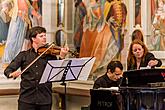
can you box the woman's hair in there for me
[127,39,148,67]
[107,61,123,73]
[132,29,144,42]
[27,26,46,43]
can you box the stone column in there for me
[42,0,75,49]
[141,0,151,45]
[128,0,135,35]
[42,0,56,43]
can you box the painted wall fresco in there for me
[151,0,165,51]
[0,0,164,75]
[0,0,42,69]
[74,0,127,75]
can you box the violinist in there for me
[4,26,69,110]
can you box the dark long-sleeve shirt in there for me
[4,48,57,104]
[93,74,121,89]
[93,74,123,110]
[127,52,162,70]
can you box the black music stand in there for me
[39,57,95,110]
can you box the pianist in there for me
[93,60,123,89]
[93,61,124,110]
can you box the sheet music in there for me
[77,57,95,80]
[39,57,95,84]
[98,87,119,91]
[39,60,64,84]
[140,66,151,70]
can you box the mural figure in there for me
[106,0,127,55]
[79,0,127,75]
[0,1,12,45]
[152,0,165,50]
[0,1,12,58]
[73,0,87,53]
[22,0,42,51]
[80,0,112,74]
[150,30,161,51]
[2,0,41,65]
[29,0,42,26]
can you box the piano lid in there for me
[120,68,165,87]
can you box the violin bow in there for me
[13,43,55,79]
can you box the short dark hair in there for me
[107,61,123,73]
[27,26,46,43]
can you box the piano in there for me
[121,68,165,87]
[90,68,165,110]
[90,89,122,110]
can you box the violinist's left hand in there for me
[60,47,69,59]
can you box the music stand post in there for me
[60,60,72,110]
[39,57,95,110]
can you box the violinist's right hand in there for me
[9,71,21,79]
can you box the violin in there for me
[37,43,79,58]
[37,45,60,56]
